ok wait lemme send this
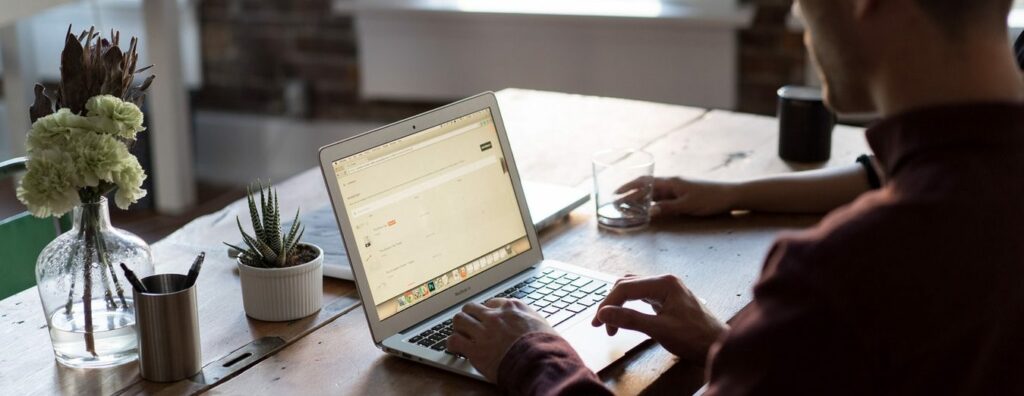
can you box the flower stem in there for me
[73,197,123,357]
[80,203,121,357]
[97,247,117,310]
[95,232,128,308]
[82,224,97,357]
[63,231,83,316]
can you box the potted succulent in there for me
[225,182,322,321]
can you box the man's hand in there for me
[591,275,726,364]
[617,177,738,217]
[447,298,558,382]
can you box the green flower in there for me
[20,95,151,215]
[85,95,146,140]
[67,132,133,188]
[110,156,148,210]
[26,109,96,153]
[16,149,81,217]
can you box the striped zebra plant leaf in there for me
[226,181,309,268]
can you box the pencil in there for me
[120,263,148,293]
[186,252,205,288]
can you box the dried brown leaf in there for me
[137,74,155,92]
[100,46,124,97]
[56,26,154,113]
[29,84,54,123]
[59,31,87,113]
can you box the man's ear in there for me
[853,0,879,19]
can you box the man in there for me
[447,0,1024,394]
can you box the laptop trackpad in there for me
[560,300,654,372]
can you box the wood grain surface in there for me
[0,89,869,395]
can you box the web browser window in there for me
[333,109,531,320]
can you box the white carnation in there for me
[67,131,133,188]
[19,95,151,215]
[85,95,146,140]
[111,156,148,210]
[16,149,81,217]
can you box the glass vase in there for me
[35,198,154,368]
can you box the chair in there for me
[0,157,70,300]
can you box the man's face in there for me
[794,0,876,114]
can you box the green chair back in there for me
[0,157,69,300]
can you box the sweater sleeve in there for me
[497,332,613,396]
[704,239,865,396]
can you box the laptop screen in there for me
[331,108,531,320]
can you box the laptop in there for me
[523,181,589,231]
[318,92,651,381]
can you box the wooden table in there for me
[0,89,869,395]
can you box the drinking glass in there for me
[592,149,655,231]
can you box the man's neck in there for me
[872,35,1024,117]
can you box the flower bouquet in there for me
[18,26,158,368]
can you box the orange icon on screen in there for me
[459,267,467,278]
[387,219,397,226]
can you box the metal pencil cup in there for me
[133,274,202,382]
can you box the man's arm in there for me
[447,299,613,395]
[450,273,730,395]
[498,333,612,396]
[630,163,875,217]
[729,163,874,214]
[705,240,866,395]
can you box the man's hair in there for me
[913,0,1013,35]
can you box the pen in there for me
[120,263,148,293]
[186,252,205,288]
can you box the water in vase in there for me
[48,298,138,368]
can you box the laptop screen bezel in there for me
[318,92,543,344]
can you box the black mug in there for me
[777,86,836,163]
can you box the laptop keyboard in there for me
[406,269,609,356]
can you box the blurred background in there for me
[1,0,1022,241]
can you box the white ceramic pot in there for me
[237,244,323,321]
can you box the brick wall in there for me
[738,0,809,115]
[196,0,807,118]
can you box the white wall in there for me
[343,0,752,109]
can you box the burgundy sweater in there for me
[497,103,1024,395]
